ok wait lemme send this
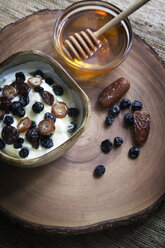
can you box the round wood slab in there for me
[0,10,164,235]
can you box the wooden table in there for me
[0,0,164,247]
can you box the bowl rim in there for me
[54,0,133,73]
[0,50,91,167]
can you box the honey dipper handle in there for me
[94,0,151,38]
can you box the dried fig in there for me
[98,78,130,107]
[133,111,151,146]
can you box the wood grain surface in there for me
[0,10,164,234]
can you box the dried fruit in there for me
[44,112,56,123]
[26,127,40,149]
[105,115,114,126]
[17,117,32,133]
[11,80,31,96]
[28,77,42,87]
[53,85,63,96]
[133,111,151,146]
[98,77,130,107]
[128,147,140,159]
[0,97,12,113]
[32,102,44,113]
[30,121,36,129]
[51,102,69,118]
[15,72,25,81]
[34,86,44,92]
[109,105,120,117]
[94,165,105,177]
[3,115,14,126]
[19,95,29,107]
[68,108,79,117]
[45,77,53,85]
[132,100,143,111]
[12,106,25,117]
[14,138,24,149]
[2,85,17,99]
[114,137,123,147]
[120,98,131,110]
[68,122,77,132]
[0,108,5,120]
[2,126,19,144]
[124,113,133,126]
[38,119,55,136]
[34,70,44,79]
[40,91,54,106]
[19,148,29,158]
[40,136,53,148]
[101,139,112,153]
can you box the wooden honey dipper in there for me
[62,0,151,61]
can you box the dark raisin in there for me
[124,113,133,126]
[128,147,140,159]
[30,121,37,129]
[120,98,131,110]
[12,106,25,117]
[132,100,143,111]
[19,95,29,107]
[68,122,77,132]
[15,72,25,81]
[105,115,114,126]
[19,148,29,158]
[53,85,63,96]
[101,139,112,153]
[114,137,123,147]
[44,112,56,123]
[94,165,105,177]
[68,108,79,117]
[40,91,54,106]
[32,102,44,113]
[11,101,20,110]
[2,126,19,144]
[34,70,44,79]
[3,115,14,126]
[40,136,53,148]
[34,86,44,92]
[109,105,120,117]
[0,97,12,113]
[45,77,53,85]
[0,108,5,120]
[14,138,24,149]
[26,128,40,149]
[11,80,31,96]
[0,138,5,149]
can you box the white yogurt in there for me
[0,71,79,159]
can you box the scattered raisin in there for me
[101,139,112,153]
[15,72,25,81]
[11,80,31,96]
[114,137,123,147]
[105,115,114,126]
[12,106,25,118]
[68,122,77,132]
[120,98,131,109]
[45,77,53,85]
[53,85,63,96]
[32,102,44,113]
[14,138,24,149]
[132,100,143,111]
[94,165,105,177]
[128,147,140,159]
[3,115,14,126]
[30,121,36,129]
[34,70,44,79]
[109,105,120,117]
[0,97,12,113]
[40,136,53,148]
[44,112,56,123]
[34,86,44,92]
[124,113,133,126]
[19,95,29,107]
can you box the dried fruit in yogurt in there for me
[2,85,18,99]
[38,119,55,136]
[2,126,19,144]
[17,117,32,133]
[98,77,130,107]
[40,91,54,106]
[28,77,42,87]
[133,111,151,146]
[51,102,69,118]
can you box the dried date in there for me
[98,78,130,107]
[133,111,151,146]
[2,126,19,144]
[40,91,54,106]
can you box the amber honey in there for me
[54,1,132,73]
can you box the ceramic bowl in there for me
[0,50,91,168]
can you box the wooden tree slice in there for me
[0,10,164,235]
